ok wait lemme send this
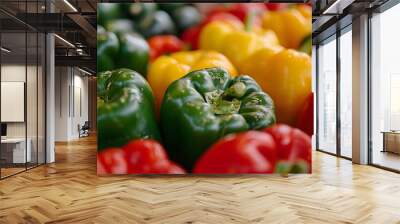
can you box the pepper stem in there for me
[244,12,256,32]
[205,82,247,115]
[222,82,246,99]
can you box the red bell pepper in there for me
[97,148,127,174]
[263,124,312,173]
[193,131,277,174]
[97,139,186,174]
[296,93,314,136]
[147,35,184,61]
[207,3,266,22]
[181,12,241,50]
[225,3,266,21]
[265,3,288,11]
[194,124,311,174]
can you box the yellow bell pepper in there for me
[147,50,237,110]
[241,47,311,125]
[199,20,280,70]
[261,8,311,49]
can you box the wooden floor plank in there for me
[0,135,399,224]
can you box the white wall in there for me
[54,67,89,141]
[1,63,46,164]
[1,65,35,138]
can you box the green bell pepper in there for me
[97,69,161,151]
[97,29,149,76]
[97,30,119,72]
[169,5,201,32]
[160,67,276,169]
[157,3,186,14]
[125,3,157,20]
[116,32,149,76]
[299,35,312,55]
[105,19,135,35]
[97,25,106,33]
[137,10,176,38]
[98,3,121,27]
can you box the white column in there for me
[46,32,55,163]
[352,14,369,164]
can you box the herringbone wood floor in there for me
[0,135,400,224]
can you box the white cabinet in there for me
[1,138,32,163]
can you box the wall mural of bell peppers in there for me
[160,67,276,170]
[147,50,238,110]
[97,69,160,150]
[261,6,311,49]
[240,47,312,125]
[97,3,312,175]
[194,124,311,174]
[98,139,186,174]
[97,30,149,76]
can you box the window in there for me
[339,28,352,158]
[370,3,400,171]
[317,36,337,154]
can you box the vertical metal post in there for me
[316,44,320,151]
[0,20,2,179]
[336,26,342,157]
[367,11,373,165]
[25,0,28,171]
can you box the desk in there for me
[382,131,400,154]
[1,138,31,163]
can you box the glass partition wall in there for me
[0,2,46,179]
[339,27,352,159]
[316,26,353,159]
[370,3,400,171]
[317,35,337,155]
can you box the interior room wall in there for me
[54,66,89,141]
[1,64,39,139]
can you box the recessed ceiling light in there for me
[63,0,78,12]
[323,0,342,15]
[1,47,11,53]
[54,34,75,48]
[78,67,92,76]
